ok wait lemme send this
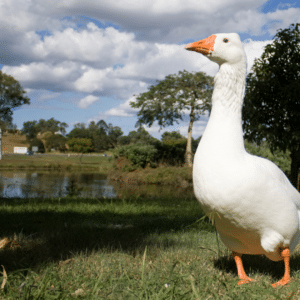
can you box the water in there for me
[0,171,116,199]
[0,170,194,199]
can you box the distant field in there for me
[0,153,114,173]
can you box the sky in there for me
[1,0,300,139]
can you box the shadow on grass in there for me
[0,197,212,272]
[214,251,300,281]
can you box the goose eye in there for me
[223,38,229,43]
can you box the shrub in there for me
[114,144,158,169]
[29,138,45,153]
[156,138,186,166]
[45,134,67,152]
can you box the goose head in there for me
[185,33,245,66]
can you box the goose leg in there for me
[272,247,290,288]
[232,251,254,285]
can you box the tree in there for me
[0,71,30,124]
[131,70,213,167]
[107,124,123,147]
[242,23,300,190]
[67,138,93,164]
[127,127,158,145]
[161,130,184,141]
[22,121,39,140]
[30,138,45,153]
[45,134,67,152]
[37,118,68,135]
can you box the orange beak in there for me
[185,34,216,55]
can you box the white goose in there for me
[185,33,300,287]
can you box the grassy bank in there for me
[108,164,193,187]
[0,154,113,173]
[108,157,193,187]
[0,196,300,299]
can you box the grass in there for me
[0,196,300,299]
[0,154,114,173]
[109,158,193,187]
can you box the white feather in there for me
[193,33,300,262]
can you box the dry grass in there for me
[0,154,113,173]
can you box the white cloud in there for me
[77,95,99,108]
[1,0,299,136]
[243,39,271,73]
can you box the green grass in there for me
[0,154,113,173]
[0,196,300,299]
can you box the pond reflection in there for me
[0,171,116,199]
[0,170,194,199]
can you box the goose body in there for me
[185,33,300,286]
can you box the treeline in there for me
[17,118,123,154]
[13,117,203,166]
[5,117,291,173]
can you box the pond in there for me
[0,170,195,199]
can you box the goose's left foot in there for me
[232,252,255,285]
[272,247,290,288]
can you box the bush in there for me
[156,138,187,166]
[114,144,158,169]
[45,134,67,152]
[67,138,93,153]
[29,138,45,153]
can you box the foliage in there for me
[131,70,213,127]
[114,144,158,170]
[67,120,123,151]
[0,71,30,124]
[29,138,45,153]
[131,70,213,166]
[37,118,68,135]
[242,23,300,188]
[117,135,131,145]
[67,126,90,139]
[157,138,187,166]
[161,130,184,141]
[245,140,290,174]
[45,134,67,152]
[22,121,39,141]
[67,138,93,153]
[128,127,159,145]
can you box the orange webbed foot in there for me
[232,252,255,286]
[237,276,255,285]
[271,247,291,288]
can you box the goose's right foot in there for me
[232,251,255,285]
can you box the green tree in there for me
[0,71,30,124]
[127,127,159,145]
[67,123,90,139]
[107,124,123,147]
[161,130,184,141]
[131,70,213,167]
[38,118,68,135]
[242,23,300,190]
[22,121,39,141]
[29,138,45,153]
[67,138,93,164]
[45,134,67,152]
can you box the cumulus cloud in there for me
[1,0,299,135]
[77,95,99,108]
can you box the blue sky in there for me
[1,0,299,139]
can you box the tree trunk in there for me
[185,106,194,167]
[290,150,300,191]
